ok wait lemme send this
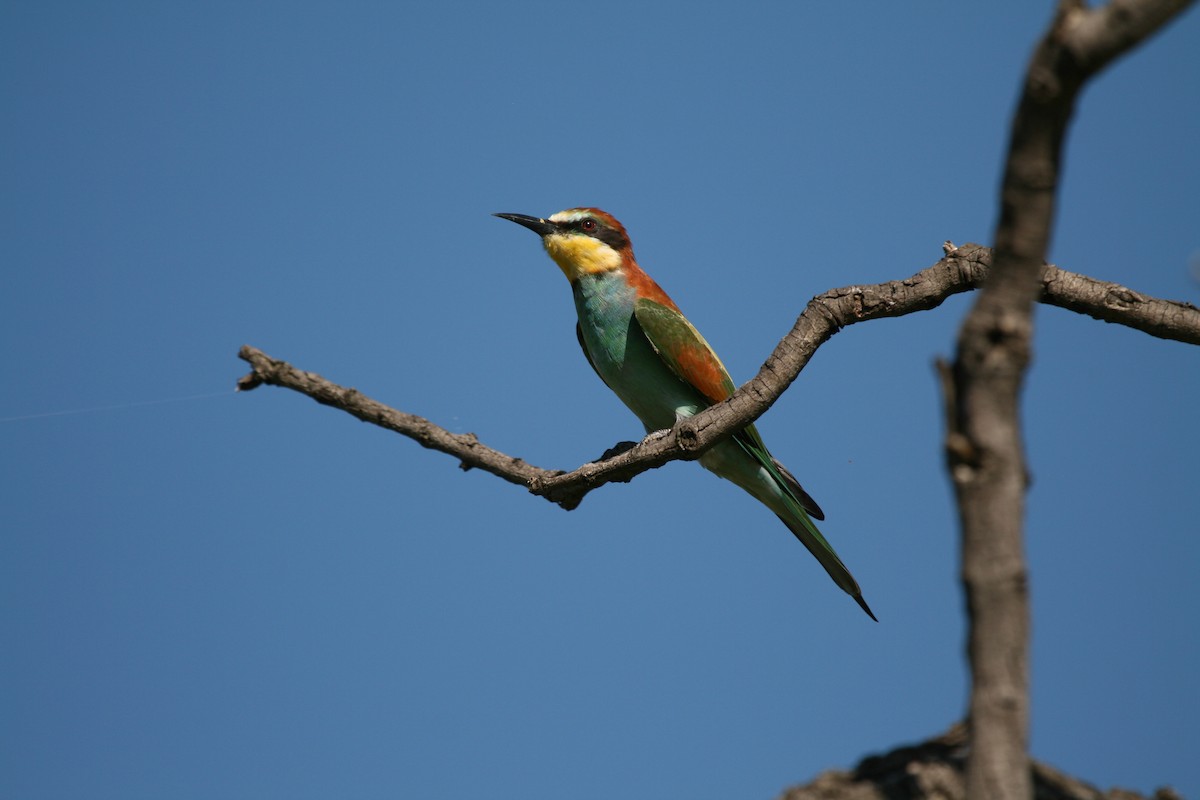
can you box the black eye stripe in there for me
[564,216,630,251]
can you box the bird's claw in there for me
[597,440,638,461]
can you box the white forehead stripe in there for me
[548,209,591,223]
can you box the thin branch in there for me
[237,245,1199,511]
[943,3,1195,800]
[236,347,547,490]
[1040,264,1200,342]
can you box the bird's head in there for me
[494,208,633,282]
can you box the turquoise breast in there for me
[572,271,706,432]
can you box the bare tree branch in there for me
[237,245,1199,511]
[236,347,546,490]
[1040,264,1200,341]
[942,3,1195,800]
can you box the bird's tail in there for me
[774,501,877,621]
[739,441,877,621]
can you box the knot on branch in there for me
[847,289,893,320]
[237,345,277,391]
[236,372,263,392]
[1104,285,1142,309]
[954,243,991,267]
[674,418,703,455]
[944,432,980,486]
[527,471,584,511]
[455,433,480,471]
[1026,64,1062,103]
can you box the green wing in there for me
[632,298,736,405]
[632,297,824,520]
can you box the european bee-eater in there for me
[495,208,875,620]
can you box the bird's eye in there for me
[580,218,597,232]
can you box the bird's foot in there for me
[597,440,638,461]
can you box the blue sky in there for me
[2,2,1197,798]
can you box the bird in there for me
[494,208,875,620]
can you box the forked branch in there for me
[942,2,1196,799]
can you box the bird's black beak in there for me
[494,212,556,237]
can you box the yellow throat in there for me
[542,230,621,282]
